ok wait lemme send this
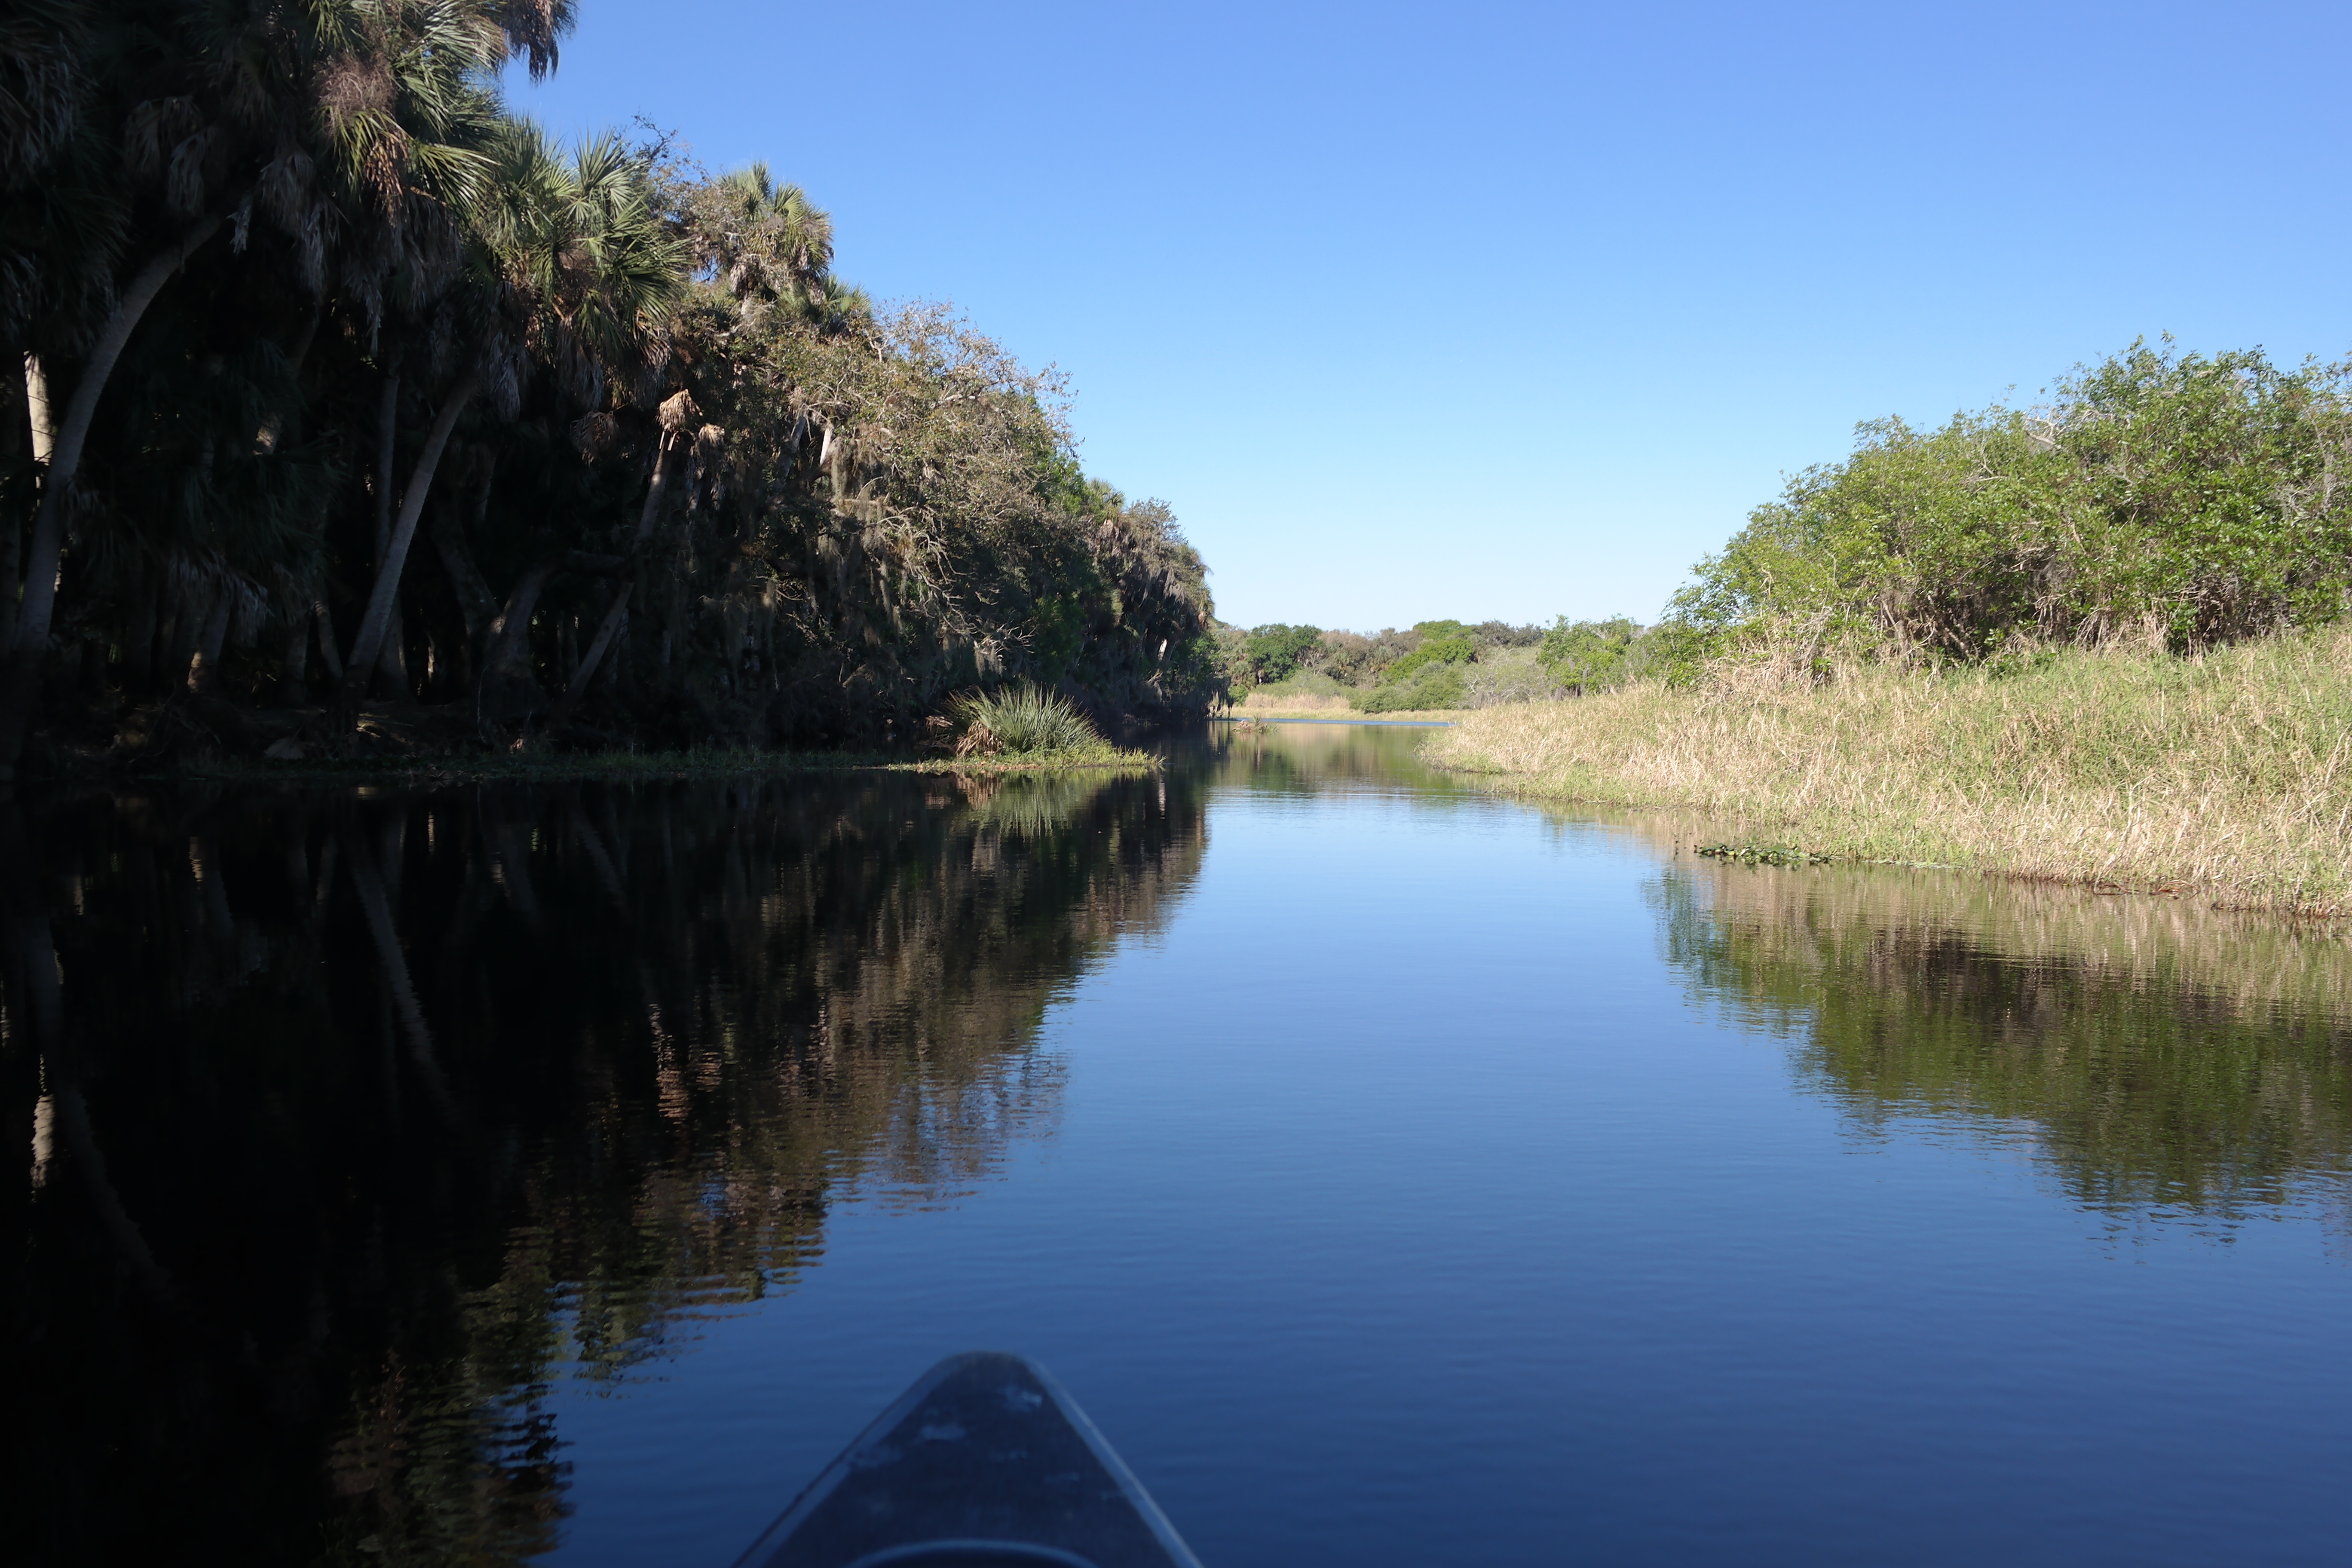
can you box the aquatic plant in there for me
[947,684,1103,756]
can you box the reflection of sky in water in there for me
[12,728,2352,1568]
[545,729,2352,1568]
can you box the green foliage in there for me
[1536,617,1648,692]
[0,0,1223,761]
[1242,623,1322,683]
[1354,663,1467,711]
[1664,340,2352,667]
[1380,633,1475,684]
[1695,842,1835,865]
[949,683,1102,755]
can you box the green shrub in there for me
[1243,624,1323,683]
[1354,665,1468,711]
[948,684,1102,754]
[1381,635,1476,684]
[1537,617,1649,692]
[1665,340,2352,667]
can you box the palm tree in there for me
[0,0,570,772]
[332,124,685,724]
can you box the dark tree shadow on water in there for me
[0,767,1205,1565]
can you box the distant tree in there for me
[1242,622,1321,683]
[1537,616,1645,692]
[1379,624,1476,685]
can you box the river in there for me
[6,722,2349,1565]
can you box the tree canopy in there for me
[1662,340,2352,673]
[0,0,1219,770]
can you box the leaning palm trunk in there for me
[0,216,227,775]
[334,365,482,720]
[545,427,684,734]
[476,550,628,726]
[368,367,409,695]
[184,590,234,695]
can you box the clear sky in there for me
[511,1,2352,633]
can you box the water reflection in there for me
[12,724,2352,1568]
[1648,857,2352,1228]
[1,768,1202,1565]
[1200,718,1475,797]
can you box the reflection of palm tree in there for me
[5,767,1208,1562]
[0,806,171,1298]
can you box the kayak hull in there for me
[732,1352,1204,1568]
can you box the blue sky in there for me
[511,1,2352,632]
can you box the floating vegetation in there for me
[1697,842,1836,866]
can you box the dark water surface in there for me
[7,725,2350,1565]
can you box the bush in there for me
[1354,665,1468,712]
[945,685,1102,754]
[1665,340,2352,667]
[1537,617,1648,692]
[1381,634,1476,684]
[1316,630,1379,684]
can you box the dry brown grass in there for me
[1231,690,1357,716]
[1225,691,1459,723]
[1426,625,2352,917]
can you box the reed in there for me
[1426,624,2352,917]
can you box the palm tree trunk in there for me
[277,600,311,707]
[0,214,224,775]
[547,433,679,731]
[430,502,499,666]
[369,365,408,696]
[475,549,626,725]
[163,579,202,690]
[336,366,481,717]
[185,589,233,695]
[1,354,40,653]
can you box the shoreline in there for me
[1420,632,2352,921]
[23,745,1160,791]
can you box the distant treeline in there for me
[1216,616,1654,710]
[0,0,1217,775]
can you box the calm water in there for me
[6,724,2350,1565]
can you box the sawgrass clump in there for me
[944,685,1109,757]
[1427,624,2352,916]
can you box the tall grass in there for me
[1426,625,2352,916]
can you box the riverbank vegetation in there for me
[1430,340,2352,916]
[1433,625,2352,914]
[1216,618,1587,712]
[0,0,1217,781]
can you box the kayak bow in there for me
[731,1352,1204,1568]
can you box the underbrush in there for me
[1427,625,2352,916]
